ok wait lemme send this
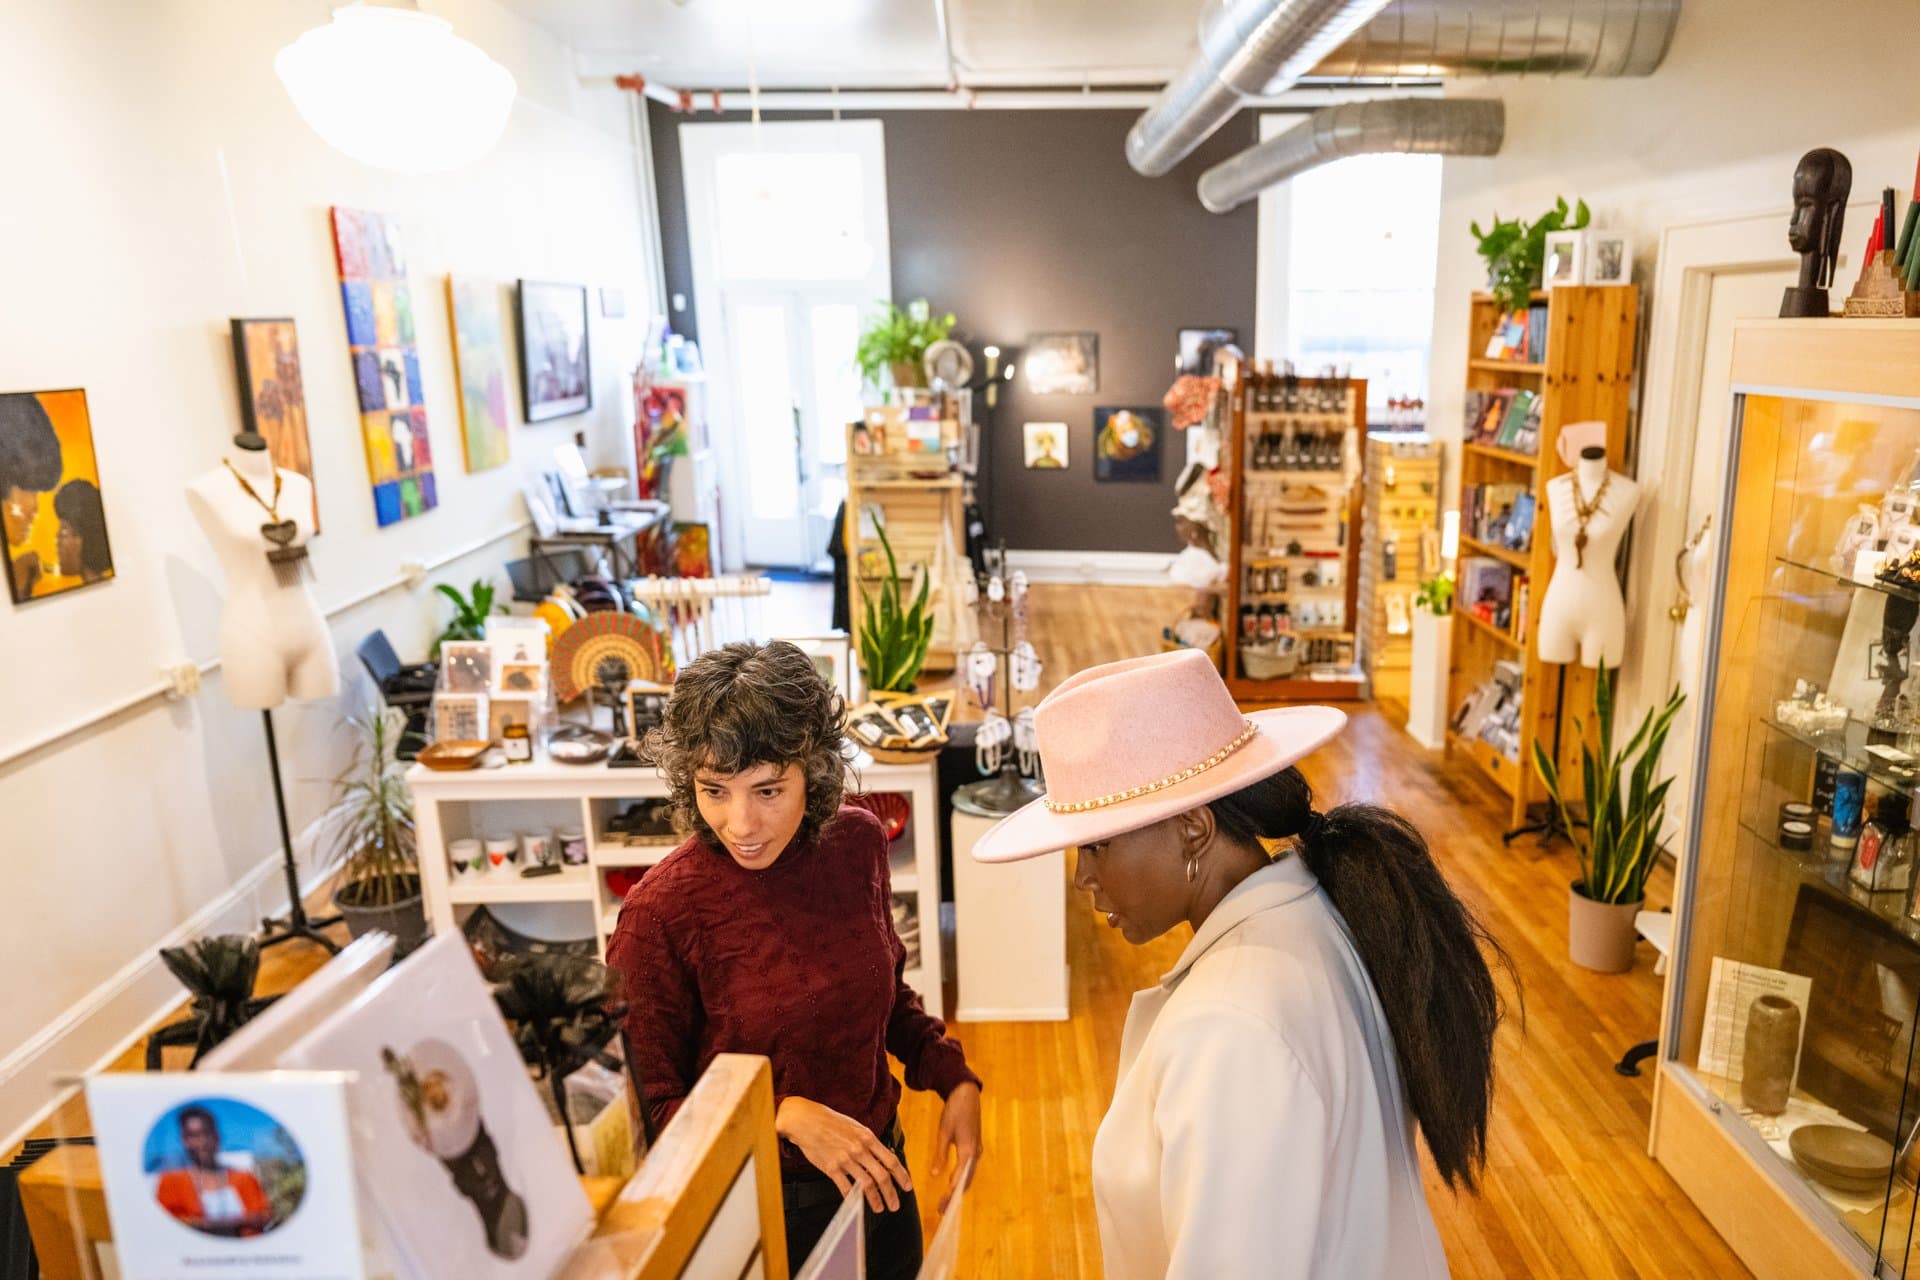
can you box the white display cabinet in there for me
[408,751,945,1011]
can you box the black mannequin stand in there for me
[1504,664,1572,848]
[256,708,342,954]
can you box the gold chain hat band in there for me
[1042,720,1260,814]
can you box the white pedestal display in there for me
[1406,606,1453,750]
[949,806,1068,1022]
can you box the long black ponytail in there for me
[1210,766,1507,1191]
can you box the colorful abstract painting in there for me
[670,522,712,579]
[330,207,437,527]
[1,389,114,604]
[446,277,511,473]
[230,318,319,530]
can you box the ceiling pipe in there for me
[1127,0,1397,177]
[1197,95,1502,212]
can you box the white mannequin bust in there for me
[186,435,338,710]
[1537,445,1639,669]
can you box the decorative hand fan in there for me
[549,611,668,702]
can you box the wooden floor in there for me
[19,583,1754,1278]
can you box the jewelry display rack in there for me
[955,543,1043,817]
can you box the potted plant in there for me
[317,707,428,954]
[856,521,934,695]
[854,299,955,391]
[432,577,503,657]
[1532,666,1686,972]
[1405,574,1454,750]
[1471,196,1591,315]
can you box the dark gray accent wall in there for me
[649,105,1259,553]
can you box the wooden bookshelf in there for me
[1447,286,1639,828]
[1223,375,1368,704]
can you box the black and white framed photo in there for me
[1176,327,1237,376]
[516,280,592,422]
[1543,231,1585,289]
[1585,233,1633,285]
[1024,332,1098,395]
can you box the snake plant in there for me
[857,521,934,694]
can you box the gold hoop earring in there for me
[1185,854,1199,883]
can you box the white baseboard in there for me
[0,849,314,1153]
[956,1006,1071,1023]
[1005,549,1175,586]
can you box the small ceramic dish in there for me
[1789,1125,1893,1194]
[548,725,613,765]
[417,740,491,771]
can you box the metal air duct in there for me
[1197,96,1503,212]
[1129,0,1682,178]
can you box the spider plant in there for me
[1532,665,1686,905]
[317,708,418,910]
[857,521,934,694]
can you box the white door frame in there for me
[679,119,891,571]
[1617,200,1876,849]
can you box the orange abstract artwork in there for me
[0,389,114,604]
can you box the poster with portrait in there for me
[87,1072,365,1280]
[331,207,437,527]
[1022,422,1069,469]
[281,934,593,1279]
[516,280,592,422]
[1093,406,1164,483]
[447,277,513,473]
[231,319,320,530]
[1024,332,1098,395]
[1,389,114,605]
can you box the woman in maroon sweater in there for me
[609,641,983,1278]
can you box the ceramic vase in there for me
[1567,882,1641,972]
[1741,993,1800,1116]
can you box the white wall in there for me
[0,0,657,1142]
[1426,0,1920,749]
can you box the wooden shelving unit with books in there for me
[1445,285,1639,828]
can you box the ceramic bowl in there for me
[417,740,490,770]
[1789,1125,1894,1194]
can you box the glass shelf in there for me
[1763,714,1920,796]
[1779,556,1920,611]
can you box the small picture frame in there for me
[1585,233,1632,285]
[626,680,671,740]
[488,692,536,743]
[433,692,488,744]
[497,662,545,694]
[439,641,493,693]
[1543,231,1585,288]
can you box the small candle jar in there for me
[448,837,481,879]
[483,834,516,876]
[558,827,589,866]
[502,722,533,764]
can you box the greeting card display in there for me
[281,934,593,1279]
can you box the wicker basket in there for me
[1239,639,1299,681]
[1160,610,1224,673]
[865,743,944,766]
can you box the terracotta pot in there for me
[1741,994,1801,1116]
[1567,882,1642,972]
[890,359,924,389]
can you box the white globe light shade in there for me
[275,5,516,175]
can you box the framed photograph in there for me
[433,693,488,744]
[440,641,494,693]
[230,319,319,529]
[1024,332,1098,395]
[1093,406,1165,483]
[783,634,854,702]
[497,662,545,694]
[1543,230,1585,288]
[1,389,115,604]
[87,1073,366,1280]
[1176,327,1236,376]
[1586,233,1633,285]
[489,692,536,743]
[1022,422,1069,469]
[626,680,671,740]
[516,280,592,422]
[447,278,513,474]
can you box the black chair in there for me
[356,630,436,758]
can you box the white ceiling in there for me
[499,0,1203,90]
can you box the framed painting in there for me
[230,318,319,529]
[1,389,114,604]
[1022,422,1069,469]
[1176,327,1236,376]
[446,277,512,473]
[1093,406,1164,483]
[331,207,437,527]
[671,521,712,578]
[516,280,592,422]
[1025,332,1098,395]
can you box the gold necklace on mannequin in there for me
[1568,469,1611,569]
[223,458,310,586]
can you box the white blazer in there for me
[1091,854,1450,1279]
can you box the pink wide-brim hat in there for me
[971,648,1346,863]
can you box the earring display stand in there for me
[955,543,1044,818]
[255,708,342,954]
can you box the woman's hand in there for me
[932,1082,983,1212]
[776,1097,912,1213]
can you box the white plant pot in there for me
[1406,607,1453,750]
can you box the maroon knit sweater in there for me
[608,805,979,1177]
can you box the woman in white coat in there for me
[973,650,1502,1278]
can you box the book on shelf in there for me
[1526,302,1549,364]
[1462,483,1526,550]
[1484,309,1530,361]
[1494,389,1537,449]
[1468,390,1515,445]
[1504,491,1536,553]
[1510,392,1542,456]
[1511,575,1531,644]
[1462,559,1514,630]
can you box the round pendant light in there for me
[275,4,517,175]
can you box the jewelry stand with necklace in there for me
[953,542,1045,818]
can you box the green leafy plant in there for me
[1414,573,1454,616]
[854,298,955,389]
[493,955,628,1174]
[1471,196,1591,315]
[857,521,934,694]
[1532,666,1686,905]
[432,578,503,657]
[317,708,418,908]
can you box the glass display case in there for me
[1660,322,1920,1279]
